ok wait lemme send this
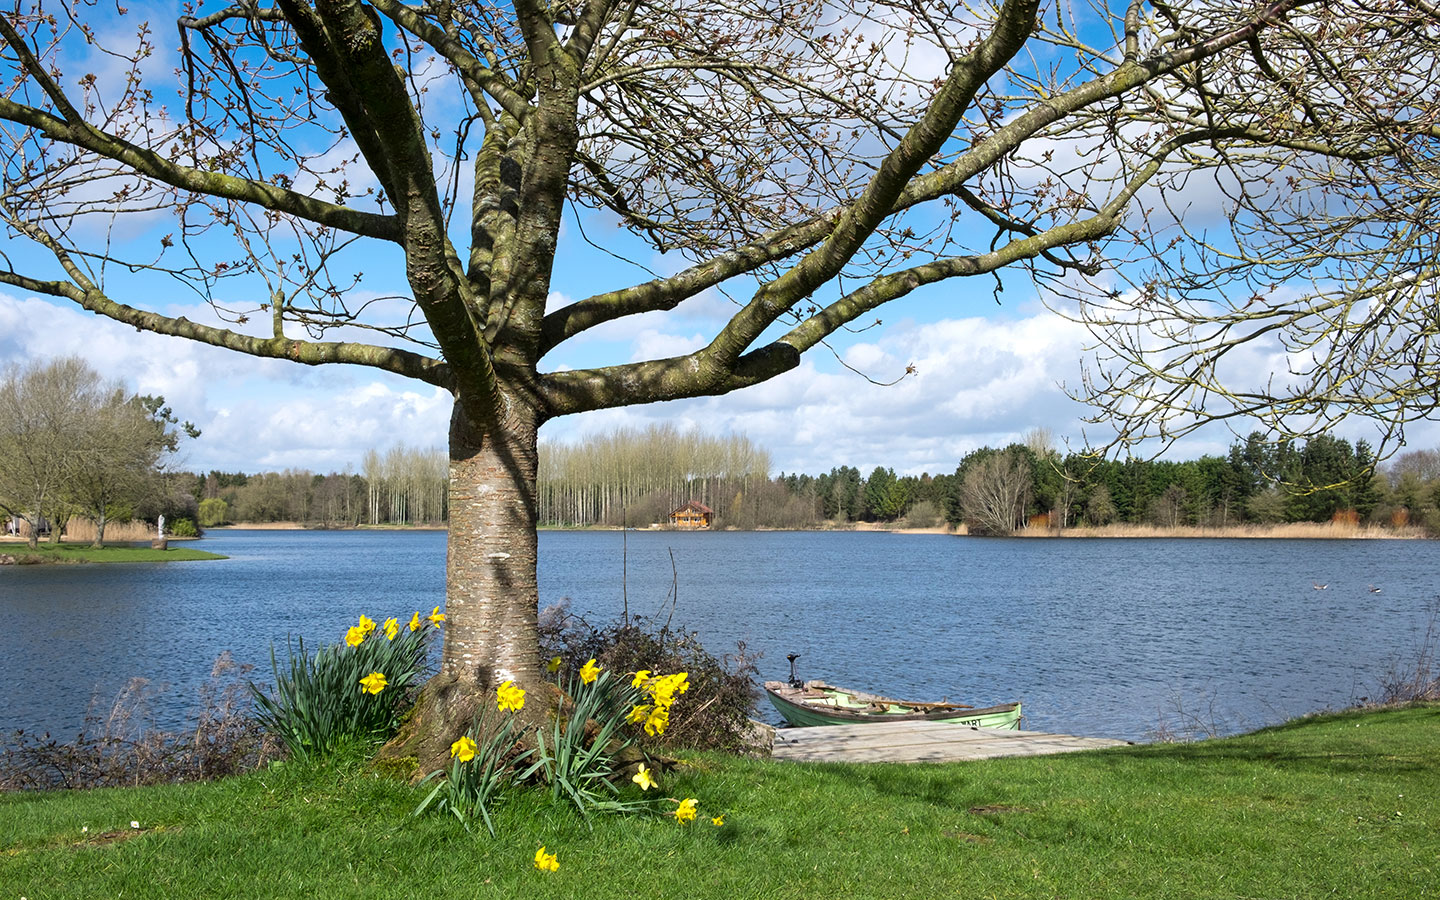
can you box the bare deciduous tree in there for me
[959,447,1032,535]
[1,0,1434,757]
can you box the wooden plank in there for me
[770,721,1131,764]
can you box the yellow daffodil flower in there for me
[580,658,601,685]
[673,797,698,825]
[644,705,670,736]
[712,815,725,827]
[344,626,366,647]
[627,704,651,724]
[358,614,377,636]
[359,672,388,694]
[631,669,652,689]
[408,611,421,632]
[428,605,446,626]
[648,672,690,704]
[632,763,657,791]
[496,680,526,713]
[546,656,562,673]
[450,735,477,762]
[534,846,559,872]
[383,617,399,641]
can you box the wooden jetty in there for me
[769,720,1131,764]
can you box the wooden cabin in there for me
[668,501,714,529]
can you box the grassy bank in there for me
[2,704,1435,899]
[0,543,226,564]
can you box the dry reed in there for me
[1016,521,1425,540]
[0,653,281,791]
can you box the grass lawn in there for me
[1,704,1435,899]
[0,542,226,563]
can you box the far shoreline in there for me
[202,520,1430,540]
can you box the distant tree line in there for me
[937,431,1387,535]
[188,427,1440,537]
[0,357,199,547]
[537,425,771,526]
[194,446,448,527]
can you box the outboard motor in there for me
[786,653,802,688]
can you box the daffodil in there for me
[546,656,563,673]
[359,672,388,694]
[632,763,657,791]
[648,672,689,704]
[450,735,477,762]
[428,605,446,626]
[580,658,601,685]
[631,669,652,689]
[358,614,377,636]
[627,704,651,724]
[408,611,421,632]
[383,617,399,640]
[534,846,559,872]
[711,815,725,827]
[344,625,366,647]
[644,705,670,736]
[496,680,526,713]
[673,797,698,825]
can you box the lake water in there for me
[2,529,1436,742]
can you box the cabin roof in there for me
[668,500,714,516]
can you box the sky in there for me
[0,4,1430,479]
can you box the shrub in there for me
[250,612,440,758]
[902,499,943,529]
[1330,508,1361,527]
[168,517,200,537]
[538,602,759,753]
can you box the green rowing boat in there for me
[764,680,1022,729]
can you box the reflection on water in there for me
[2,529,1436,741]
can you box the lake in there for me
[2,529,1436,742]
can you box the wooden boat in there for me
[764,679,1022,729]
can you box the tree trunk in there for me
[380,397,544,771]
[442,401,540,689]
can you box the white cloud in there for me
[0,292,453,473]
[541,311,1101,475]
[10,287,1429,481]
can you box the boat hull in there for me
[764,681,1022,729]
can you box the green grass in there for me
[2,704,1436,899]
[2,542,226,563]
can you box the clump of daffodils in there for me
[627,670,690,736]
[251,607,442,761]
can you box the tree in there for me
[0,358,95,548]
[66,391,195,547]
[1,1,1432,758]
[957,446,1032,535]
[0,357,189,546]
[863,466,907,521]
[1085,483,1117,526]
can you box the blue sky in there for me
[0,4,1427,478]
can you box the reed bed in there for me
[1017,521,1425,539]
